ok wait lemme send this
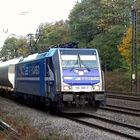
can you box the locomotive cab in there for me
[53,48,105,109]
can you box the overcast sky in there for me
[0,0,77,47]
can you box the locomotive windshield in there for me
[61,54,98,68]
[61,55,78,68]
[80,55,98,68]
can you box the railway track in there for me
[106,91,140,96]
[106,93,140,102]
[106,104,140,113]
[60,113,140,140]
[0,119,21,140]
[1,91,140,139]
[100,106,140,117]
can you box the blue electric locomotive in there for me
[0,42,105,112]
[14,42,105,112]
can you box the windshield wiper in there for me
[80,62,91,71]
[70,64,78,71]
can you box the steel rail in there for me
[0,120,21,140]
[106,91,140,96]
[107,104,140,113]
[106,93,140,102]
[60,113,140,140]
[80,113,140,131]
[100,106,140,117]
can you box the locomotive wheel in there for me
[95,100,106,108]
[94,101,100,108]
[49,101,64,114]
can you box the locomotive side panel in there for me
[15,59,45,96]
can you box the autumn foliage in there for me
[118,26,132,64]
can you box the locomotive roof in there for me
[19,47,97,63]
[19,48,57,63]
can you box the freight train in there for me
[0,42,105,112]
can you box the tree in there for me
[36,20,71,52]
[69,0,133,70]
[0,36,29,61]
[69,0,102,47]
[133,0,140,10]
[0,37,19,61]
[89,25,125,70]
[0,20,71,61]
[16,37,29,57]
[118,26,132,65]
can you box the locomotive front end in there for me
[59,49,105,108]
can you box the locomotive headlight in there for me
[93,85,100,90]
[64,85,69,90]
[63,84,72,91]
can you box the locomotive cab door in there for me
[45,57,55,98]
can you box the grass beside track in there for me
[0,108,72,140]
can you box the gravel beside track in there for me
[0,96,133,140]
[93,98,140,127]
